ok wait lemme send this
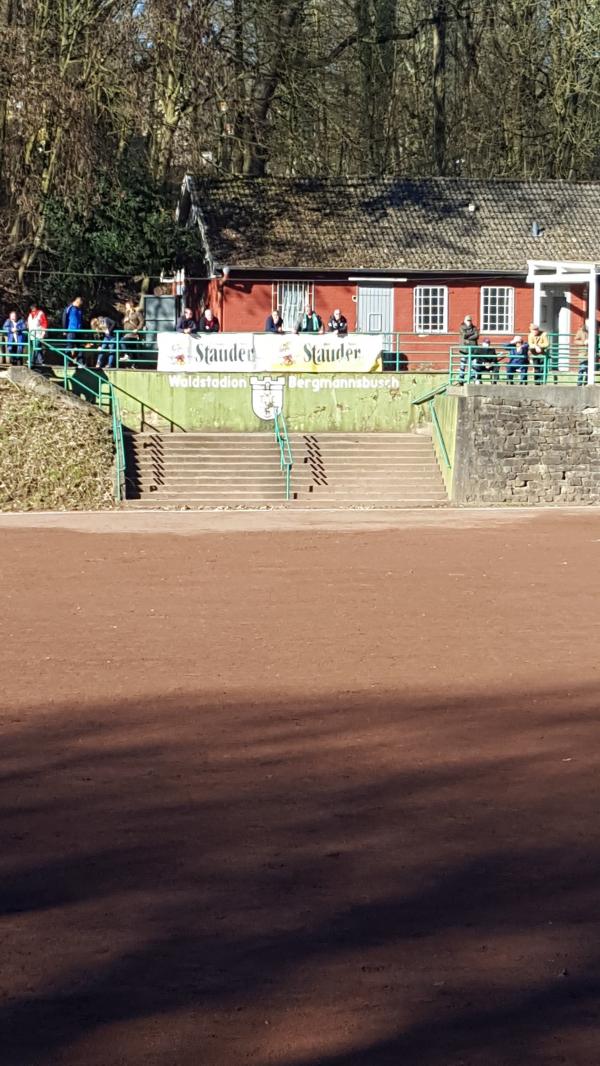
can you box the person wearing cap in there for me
[500,334,529,384]
[457,314,479,383]
[473,337,499,383]
[327,308,348,337]
[527,323,550,384]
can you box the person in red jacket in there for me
[198,307,220,332]
[27,304,48,367]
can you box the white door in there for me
[540,288,570,371]
[357,285,394,345]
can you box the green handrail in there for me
[428,398,451,468]
[413,381,449,405]
[111,393,126,501]
[412,386,451,471]
[43,340,127,502]
[274,411,293,500]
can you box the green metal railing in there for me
[44,340,127,502]
[413,385,451,471]
[274,411,293,500]
[428,399,451,468]
[448,335,600,386]
[111,393,126,501]
[3,326,599,383]
[20,328,160,370]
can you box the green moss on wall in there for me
[105,371,447,433]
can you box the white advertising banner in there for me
[157,331,256,373]
[157,331,384,373]
[253,332,384,373]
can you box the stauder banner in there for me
[157,332,384,373]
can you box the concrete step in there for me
[125,430,448,508]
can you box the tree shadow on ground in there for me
[2,684,600,1065]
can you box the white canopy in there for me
[527,260,599,384]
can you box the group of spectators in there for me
[457,315,593,386]
[1,297,146,368]
[176,307,220,334]
[174,301,350,338]
[265,303,349,336]
[2,305,48,366]
[3,297,595,385]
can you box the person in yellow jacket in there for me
[528,324,550,384]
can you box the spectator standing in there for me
[121,300,145,367]
[295,302,323,334]
[63,296,85,366]
[27,304,48,367]
[176,307,198,334]
[527,324,550,384]
[575,321,590,385]
[327,308,348,336]
[198,307,220,332]
[457,315,479,383]
[501,335,529,384]
[265,309,284,333]
[3,311,27,365]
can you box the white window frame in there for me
[275,281,314,332]
[413,285,448,334]
[480,286,514,335]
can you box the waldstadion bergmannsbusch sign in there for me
[157,332,385,374]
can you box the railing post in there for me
[116,331,120,369]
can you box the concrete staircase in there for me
[124,430,448,509]
[288,432,448,507]
[125,431,288,507]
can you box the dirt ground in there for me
[2,508,600,1066]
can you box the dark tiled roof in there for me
[180,175,600,274]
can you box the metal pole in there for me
[587,269,597,386]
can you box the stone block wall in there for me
[451,385,600,505]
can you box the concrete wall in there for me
[107,371,444,433]
[451,385,600,505]
[431,392,458,495]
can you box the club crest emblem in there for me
[250,376,285,421]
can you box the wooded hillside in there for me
[1,0,599,310]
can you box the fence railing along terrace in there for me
[1,328,598,383]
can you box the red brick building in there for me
[177,176,600,368]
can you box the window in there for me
[481,286,514,334]
[276,281,313,331]
[414,286,448,333]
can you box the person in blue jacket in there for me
[62,296,85,365]
[2,311,27,365]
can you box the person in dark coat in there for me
[295,302,323,334]
[198,308,220,332]
[457,314,479,383]
[265,309,284,333]
[327,309,348,336]
[176,307,198,334]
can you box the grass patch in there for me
[0,379,115,511]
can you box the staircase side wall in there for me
[451,385,600,506]
[431,392,458,496]
[104,371,445,433]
